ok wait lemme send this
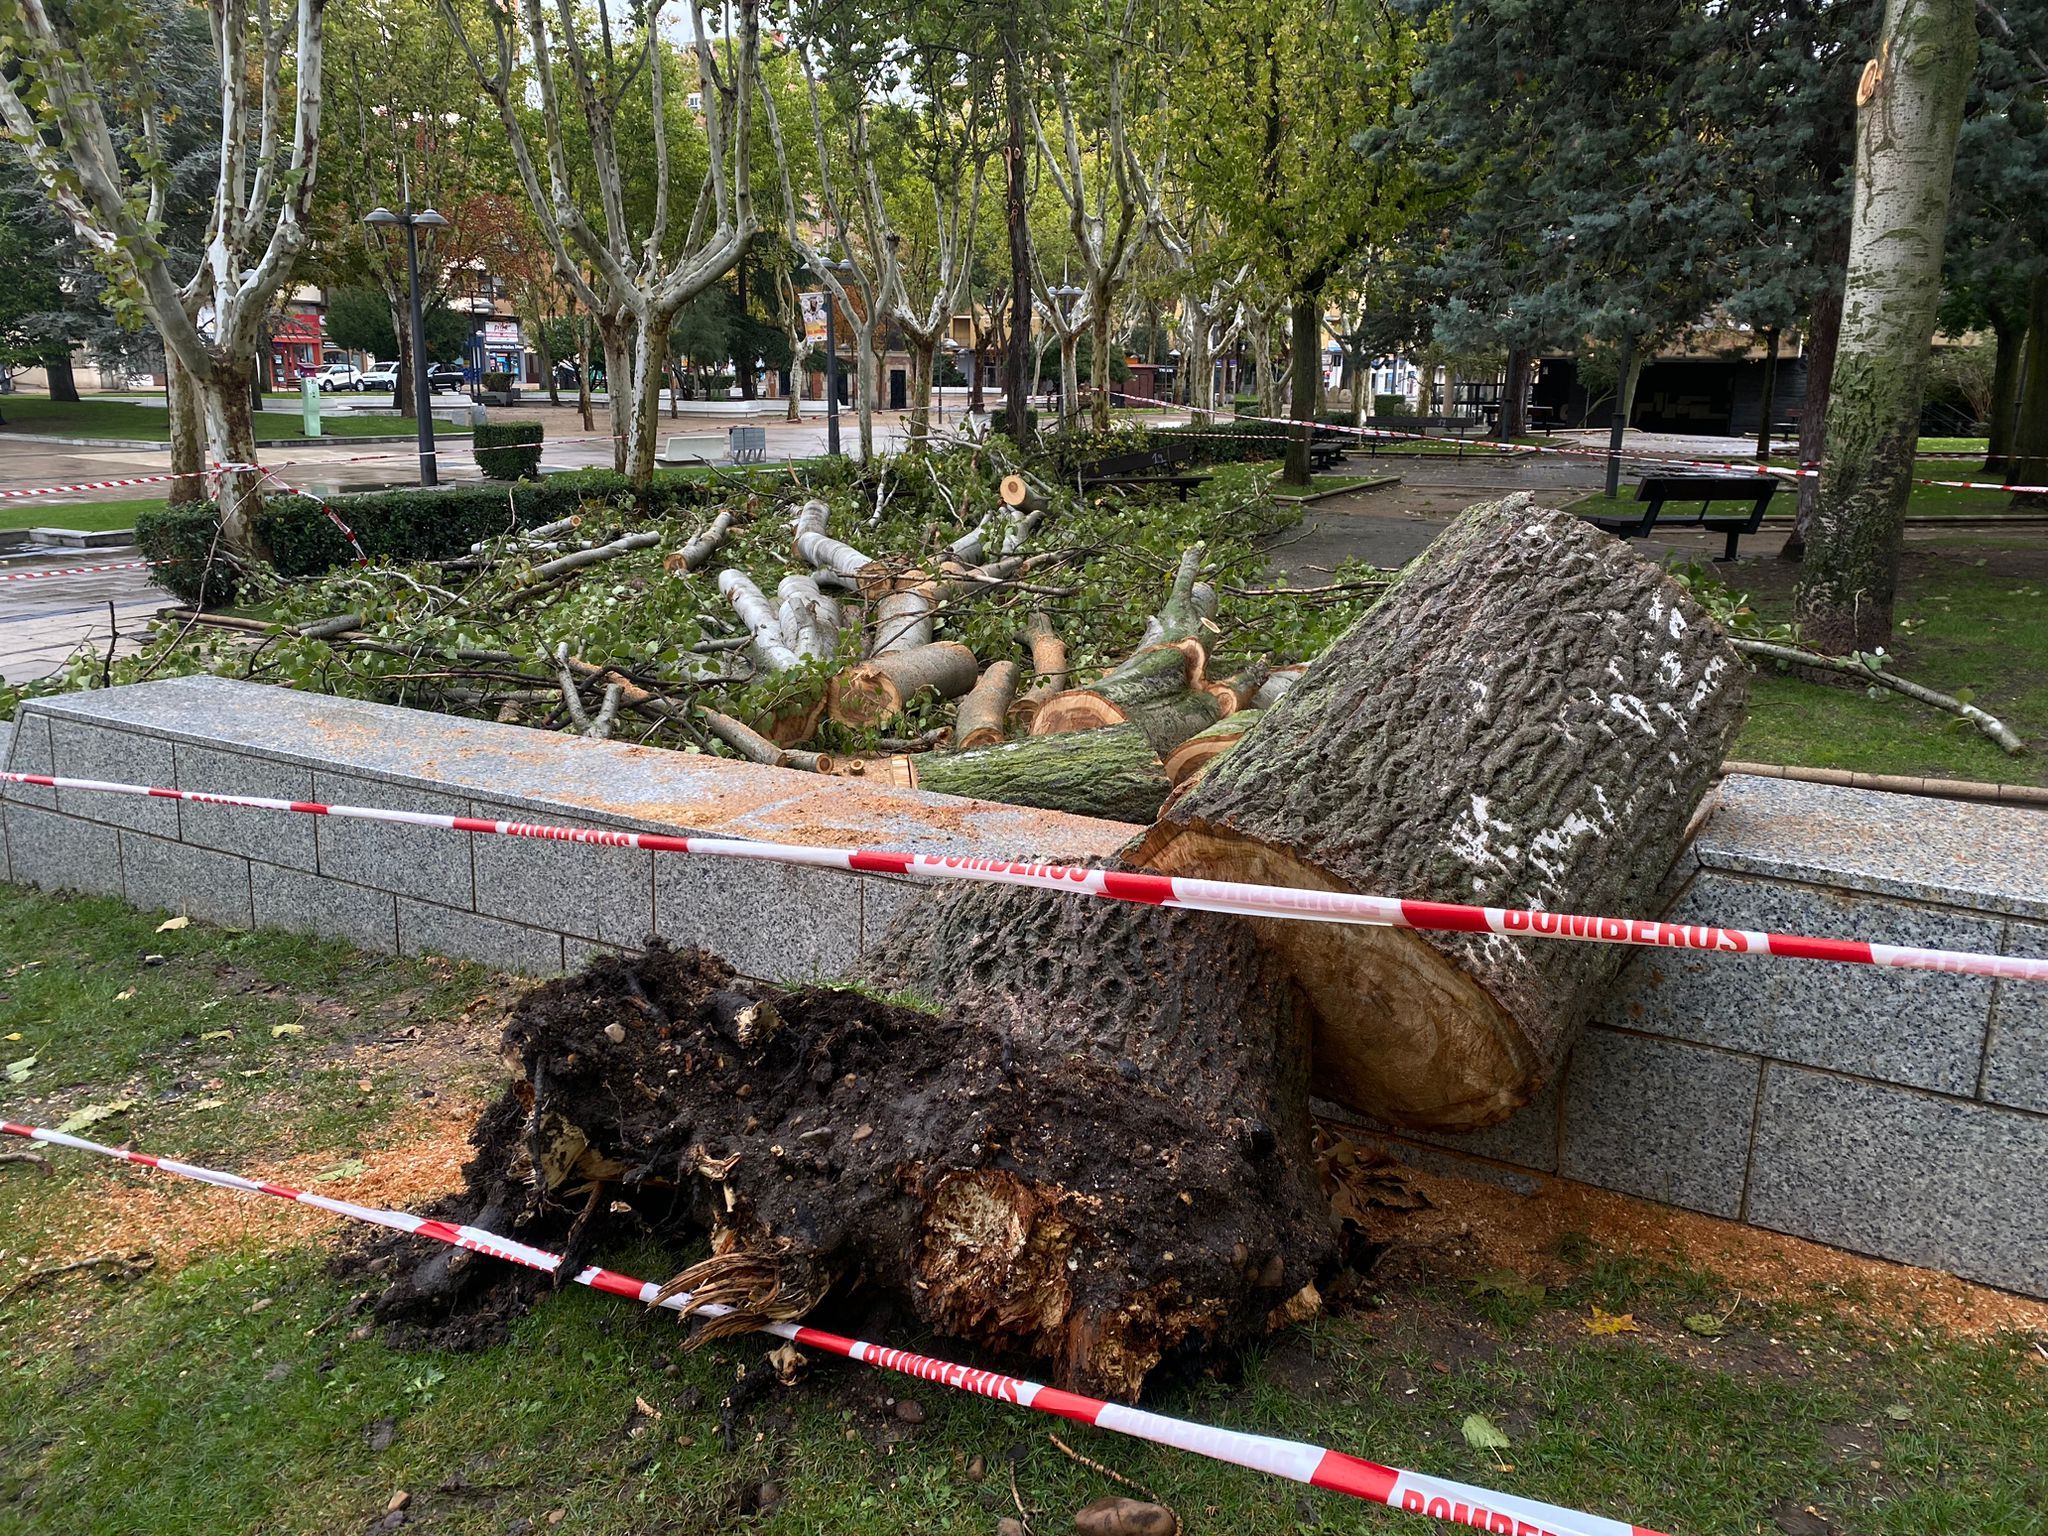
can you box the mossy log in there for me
[913,722,1169,822]
[1133,495,1747,1131]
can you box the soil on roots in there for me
[366,939,1333,1398]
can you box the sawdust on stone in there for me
[1353,1144,2048,1340]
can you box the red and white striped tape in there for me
[0,560,157,583]
[0,1119,1666,1536]
[0,472,188,501]
[5,770,2042,985]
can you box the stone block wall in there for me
[1322,775,2048,1300]
[5,682,2045,1298]
[0,676,1131,983]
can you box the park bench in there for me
[1584,472,1778,562]
[728,425,769,463]
[1075,444,1205,498]
[658,432,726,466]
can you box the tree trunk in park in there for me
[905,337,936,449]
[627,312,676,487]
[45,353,79,402]
[165,353,208,507]
[537,318,559,408]
[1755,327,1780,460]
[1090,298,1115,430]
[393,317,416,421]
[598,317,632,474]
[575,317,595,433]
[1982,297,2026,475]
[2009,272,2048,507]
[1783,245,1848,560]
[1602,338,1638,500]
[201,357,266,552]
[1796,0,1977,651]
[1003,31,1033,444]
[1132,496,1747,1130]
[1499,348,1530,440]
[1283,293,1320,486]
[910,721,1170,822]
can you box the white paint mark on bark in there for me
[1606,693,1656,735]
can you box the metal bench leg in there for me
[1719,527,1740,562]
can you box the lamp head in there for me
[364,207,400,227]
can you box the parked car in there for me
[358,364,399,394]
[312,362,361,392]
[426,364,466,393]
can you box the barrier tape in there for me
[0,1119,1667,1536]
[0,560,157,583]
[1108,392,2048,494]
[5,770,2042,985]
[0,472,188,500]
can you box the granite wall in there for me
[4,680,2044,1298]
[1321,775,2048,1301]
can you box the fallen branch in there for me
[792,499,887,597]
[1730,638,2026,756]
[669,510,735,575]
[719,570,801,672]
[530,530,662,581]
[0,1249,154,1307]
[954,660,1022,748]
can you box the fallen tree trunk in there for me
[953,660,1022,748]
[384,919,1332,1400]
[668,510,735,575]
[828,641,980,727]
[1134,495,1747,1131]
[1011,612,1070,727]
[1163,708,1261,785]
[793,499,888,598]
[871,574,938,655]
[718,570,800,673]
[776,574,840,662]
[911,721,1170,821]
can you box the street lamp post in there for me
[364,204,450,486]
[808,257,855,456]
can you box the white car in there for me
[357,364,399,394]
[312,362,361,392]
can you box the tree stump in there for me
[1133,495,1747,1130]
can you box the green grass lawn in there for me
[0,395,470,444]
[3,887,2045,1534]
[0,496,165,534]
[1728,542,2048,785]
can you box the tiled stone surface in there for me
[21,679,1139,858]
[1560,1030,1762,1218]
[655,857,864,982]
[398,898,564,976]
[1982,920,2048,1114]
[119,831,253,928]
[1599,871,1998,1096]
[1748,1066,2048,1297]
[174,742,317,871]
[2,801,122,897]
[312,773,473,908]
[252,863,399,954]
[48,718,178,836]
[1701,775,2048,922]
[469,800,655,947]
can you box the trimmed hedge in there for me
[1151,420,1293,465]
[254,470,722,577]
[1371,393,1407,419]
[473,419,544,481]
[136,501,242,606]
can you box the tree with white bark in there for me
[1796,0,1979,651]
[1,0,328,545]
[441,0,760,485]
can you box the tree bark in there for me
[1002,28,1033,444]
[1283,293,1320,486]
[1796,0,1977,651]
[1755,326,1780,460]
[2009,271,2048,508]
[1499,347,1530,440]
[165,352,208,507]
[1132,496,1747,1131]
[953,660,1022,748]
[912,721,1169,821]
[1784,252,1845,560]
[1983,296,2026,475]
[201,357,265,551]
[1603,337,1638,500]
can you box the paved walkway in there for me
[1,554,161,683]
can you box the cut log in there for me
[999,472,1048,511]
[1011,611,1070,727]
[828,641,980,727]
[1211,658,1271,716]
[1132,495,1747,1131]
[1250,666,1304,710]
[871,573,937,655]
[911,722,1170,821]
[776,573,840,661]
[953,660,1022,748]
[666,510,734,575]
[1032,639,1224,753]
[717,570,800,672]
[792,498,889,598]
[1162,709,1261,785]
